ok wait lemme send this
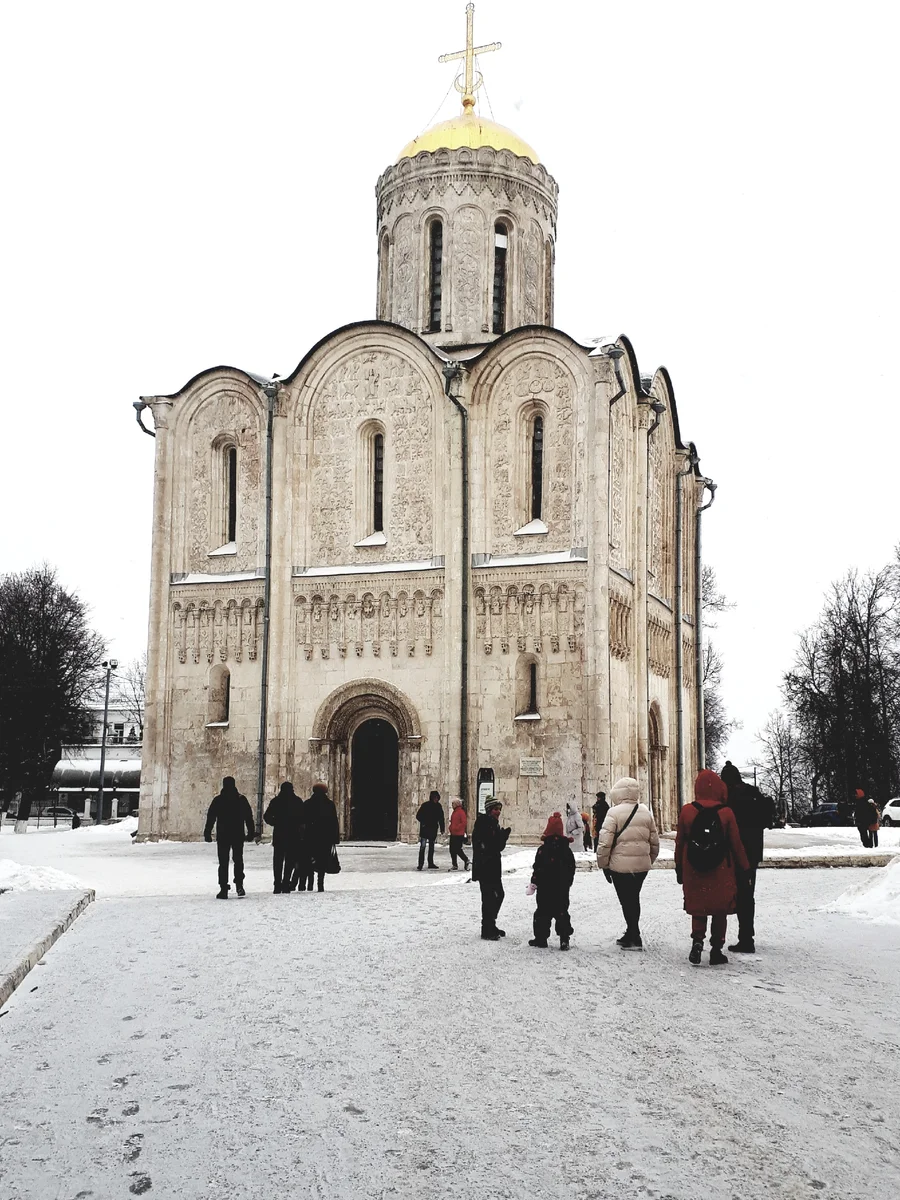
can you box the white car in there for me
[880,798,900,826]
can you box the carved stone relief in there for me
[295,583,443,660]
[391,214,416,330]
[523,221,542,324]
[453,206,485,334]
[188,392,261,574]
[307,349,434,564]
[609,588,633,661]
[474,581,583,655]
[648,429,664,590]
[648,612,672,678]
[609,404,627,568]
[172,594,264,665]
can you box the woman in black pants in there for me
[595,777,660,950]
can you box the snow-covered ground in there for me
[823,855,900,925]
[1,847,899,1199]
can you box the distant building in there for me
[50,700,142,820]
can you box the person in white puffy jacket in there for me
[595,777,660,950]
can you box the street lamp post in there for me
[96,659,118,824]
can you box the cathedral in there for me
[136,6,711,842]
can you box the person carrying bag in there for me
[595,777,659,950]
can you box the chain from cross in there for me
[438,3,501,111]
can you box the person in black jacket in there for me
[721,761,774,953]
[529,811,577,950]
[853,788,873,848]
[416,790,446,870]
[304,782,340,892]
[471,797,511,940]
[591,791,609,851]
[204,777,255,899]
[264,781,305,894]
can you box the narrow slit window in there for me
[528,662,538,714]
[373,432,384,532]
[222,672,231,722]
[492,223,508,334]
[226,447,237,543]
[531,416,544,520]
[429,221,443,332]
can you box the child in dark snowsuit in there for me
[529,812,577,950]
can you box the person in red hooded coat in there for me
[675,770,750,966]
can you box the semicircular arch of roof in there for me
[140,365,272,402]
[279,319,449,387]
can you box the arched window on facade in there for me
[226,446,237,544]
[208,664,230,725]
[373,431,385,532]
[492,222,508,334]
[515,655,540,718]
[530,415,544,520]
[428,220,443,332]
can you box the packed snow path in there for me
[1,869,898,1200]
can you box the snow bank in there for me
[822,855,900,925]
[0,859,86,892]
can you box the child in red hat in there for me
[529,811,577,950]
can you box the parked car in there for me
[800,803,844,828]
[880,798,900,827]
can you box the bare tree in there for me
[119,652,147,740]
[0,566,106,822]
[755,710,807,821]
[701,566,738,764]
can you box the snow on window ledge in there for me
[205,721,230,729]
[514,519,548,537]
[514,712,542,722]
[209,542,237,557]
[354,531,388,547]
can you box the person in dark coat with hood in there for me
[720,760,774,953]
[264,781,305,894]
[204,777,255,899]
[528,812,576,950]
[304,782,340,892]
[471,797,511,940]
[675,770,750,966]
[592,792,609,851]
[416,790,445,870]
[853,788,873,848]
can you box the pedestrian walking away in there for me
[675,770,750,966]
[264,781,305,893]
[528,812,576,950]
[204,776,255,899]
[853,789,873,848]
[448,797,470,870]
[304,782,340,892]
[595,777,659,950]
[720,760,774,953]
[581,811,592,853]
[867,797,880,849]
[591,791,609,852]
[416,790,445,870]
[471,797,511,940]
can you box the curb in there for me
[0,889,95,1010]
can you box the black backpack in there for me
[686,802,728,872]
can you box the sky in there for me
[2,1,898,770]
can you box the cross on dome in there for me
[438,3,501,112]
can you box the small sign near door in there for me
[519,757,544,777]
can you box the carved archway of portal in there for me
[309,679,423,842]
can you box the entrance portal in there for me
[350,719,399,840]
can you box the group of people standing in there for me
[471,762,773,965]
[204,777,340,898]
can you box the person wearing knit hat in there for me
[675,770,750,966]
[595,777,660,950]
[528,812,577,949]
[471,798,511,940]
[721,761,775,954]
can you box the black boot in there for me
[728,940,755,953]
[689,941,703,965]
[481,929,501,941]
[709,947,729,966]
[559,938,570,951]
[528,938,548,948]
[236,883,245,897]
[216,886,229,899]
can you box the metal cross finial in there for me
[438,3,501,112]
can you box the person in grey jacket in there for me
[596,776,660,949]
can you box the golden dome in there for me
[397,109,539,164]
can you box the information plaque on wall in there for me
[519,757,544,777]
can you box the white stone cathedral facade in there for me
[136,82,710,843]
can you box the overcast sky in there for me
[2,1,897,770]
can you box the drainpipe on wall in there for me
[604,345,627,792]
[694,477,717,771]
[255,377,280,836]
[443,362,469,804]
[674,444,699,811]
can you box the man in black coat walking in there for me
[264,781,305,893]
[721,761,774,952]
[204,777,255,899]
[471,797,511,940]
[304,782,340,892]
[591,791,609,851]
[416,790,445,870]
